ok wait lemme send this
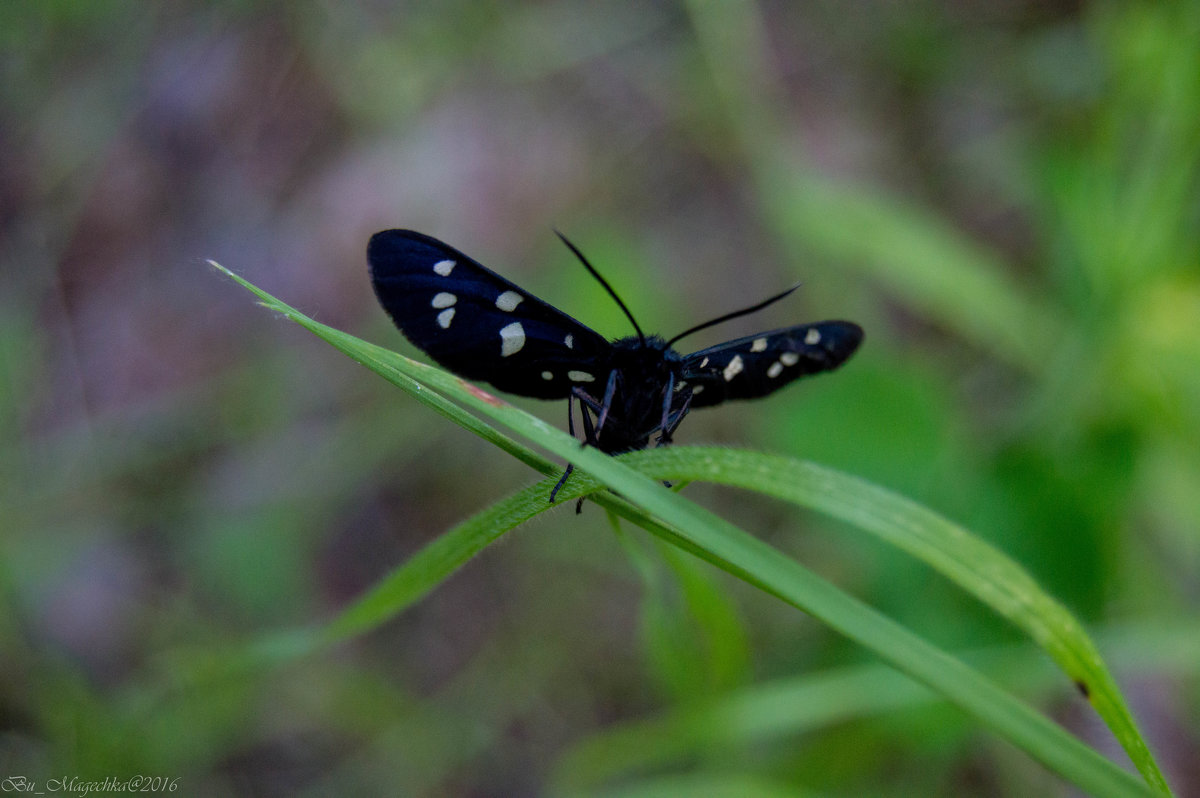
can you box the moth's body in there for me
[588,335,685,454]
[368,229,863,501]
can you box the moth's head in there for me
[610,334,673,354]
[609,335,682,378]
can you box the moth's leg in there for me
[568,371,616,514]
[594,370,619,434]
[549,463,574,504]
[572,399,603,515]
[666,392,694,435]
[550,395,578,503]
[578,395,599,446]
[567,390,578,440]
[657,372,676,443]
[572,386,603,413]
[658,390,693,447]
[571,386,607,448]
[650,391,695,491]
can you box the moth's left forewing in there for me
[681,320,863,407]
[368,229,612,399]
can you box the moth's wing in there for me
[368,229,612,399]
[681,321,863,408]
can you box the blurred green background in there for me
[3,1,1198,795]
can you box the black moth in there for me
[368,229,863,506]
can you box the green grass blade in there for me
[322,479,558,641]
[213,262,1163,797]
[553,622,1200,793]
[552,661,934,793]
[613,445,1167,793]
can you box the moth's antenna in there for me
[666,283,801,346]
[555,230,645,345]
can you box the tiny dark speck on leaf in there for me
[1074,679,1090,699]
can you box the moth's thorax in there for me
[594,335,686,454]
[609,334,679,364]
[606,335,684,391]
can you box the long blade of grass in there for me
[614,446,1166,793]
[552,622,1200,792]
[213,262,1162,797]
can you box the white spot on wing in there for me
[700,356,709,368]
[433,259,456,276]
[723,355,744,382]
[767,362,784,378]
[437,308,456,329]
[431,292,457,308]
[499,321,525,356]
[751,337,768,352]
[568,370,595,383]
[780,352,800,366]
[495,291,523,312]
[564,334,574,349]
[692,385,705,394]
[541,371,553,380]
[804,328,821,345]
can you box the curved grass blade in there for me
[322,478,561,642]
[614,446,1168,793]
[212,262,1163,797]
[553,622,1200,793]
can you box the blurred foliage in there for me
[2,1,1198,796]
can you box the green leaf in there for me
[552,622,1200,793]
[213,261,1167,797]
[615,444,1163,795]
